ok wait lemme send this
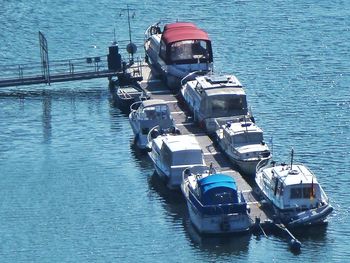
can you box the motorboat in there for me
[180,73,252,133]
[181,166,252,234]
[144,21,213,89]
[147,128,206,189]
[129,99,174,149]
[216,119,271,176]
[255,150,333,227]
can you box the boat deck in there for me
[137,63,274,227]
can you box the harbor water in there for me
[0,0,349,262]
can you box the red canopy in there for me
[161,22,210,45]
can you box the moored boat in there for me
[181,166,252,234]
[144,21,213,89]
[129,99,174,149]
[180,73,252,133]
[255,150,333,227]
[115,83,147,110]
[216,119,271,176]
[147,128,206,189]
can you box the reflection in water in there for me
[185,221,251,257]
[42,94,52,143]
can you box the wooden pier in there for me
[136,63,274,228]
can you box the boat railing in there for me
[202,203,248,215]
[180,70,210,86]
[130,100,142,112]
[182,165,216,183]
[256,158,273,174]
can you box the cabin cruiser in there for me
[255,150,333,227]
[129,99,174,149]
[144,22,213,89]
[216,119,271,176]
[181,73,252,133]
[181,166,252,234]
[147,128,206,189]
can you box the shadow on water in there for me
[129,142,154,171]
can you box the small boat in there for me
[109,76,149,111]
[216,119,271,176]
[180,73,252,133]
[181,166,252,234]
[147,128,206,189]
[129,99,174,149]
[255,150,333,227]
[144,22,213,89]
[115,83,147,110]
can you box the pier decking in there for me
[136,63,274,227]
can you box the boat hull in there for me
[217,137,271,177]
[186,199,251,234]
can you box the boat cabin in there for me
[260,164,327,210]
[223,121,264,145]
[191,174,247,214]
[152,134,204,168]
[147,22,213,66]
[182,74,249,132]
[130,99,174,137]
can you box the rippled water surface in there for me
[0,1,349,262]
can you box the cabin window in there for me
[213,191,232,204]
[303,187,315,198]
[160,40,167,60]
[142,127,150,135]
[169,40,210,62]
[210,97,247,117]
[161,144,172,167]
[290,188,302,199]
[290,186,314,199]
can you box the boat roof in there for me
[165,135,201,152]
[191,74,245,97]
[162,22,210,45]
[141,99,168,108]
[224,121,263,136]
[198,174,238,205]
[199,174,237,191]
[264,164,319,186]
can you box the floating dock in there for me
[134,63,274,228]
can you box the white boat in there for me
[216,120,271,176]
[255,150,333,227]
[147,129,206,189]
[129,99,174,149]
[144,22,213,89]
[181,166,252,234]
[180,73,252,133]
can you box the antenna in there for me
[125,5,137,63]
[290,147,294,170]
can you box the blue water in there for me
[0,0,349,262]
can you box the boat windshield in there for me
[171,150,203,166]
[209,96,248,118]
[290,185,317,199]
[232,132,264,144]
[170,40,210,62]
[143,105,170,120]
